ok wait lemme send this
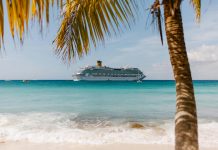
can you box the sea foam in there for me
[0,112,217,147]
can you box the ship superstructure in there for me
[73,61,145,81]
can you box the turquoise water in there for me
[0,80,217,146]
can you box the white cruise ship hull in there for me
[74,75,145,81]
[73,61,146,81]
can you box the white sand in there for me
[0,142,217,150]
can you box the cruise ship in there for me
[73,61,145,81]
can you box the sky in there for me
[0,0,218,80]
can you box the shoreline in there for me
[0,142,217,150]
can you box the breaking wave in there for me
[0,112,217,147]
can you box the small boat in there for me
[22,80,30,83]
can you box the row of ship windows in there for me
[87,73,139,77]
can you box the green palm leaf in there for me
[0,0,201,60]
[54,0,138,61]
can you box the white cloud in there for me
[186,44,218,79]
[188,45,218,63]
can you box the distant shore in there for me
[0,142,217,150]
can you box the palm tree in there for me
[0,0,201,150]
[163,1,199,149]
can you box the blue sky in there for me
[0,0,218,80]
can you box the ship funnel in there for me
[97,60,102,67]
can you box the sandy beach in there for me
[0,142,217,150]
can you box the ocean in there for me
[0,80,217,147]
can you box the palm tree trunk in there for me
[163,3,198,150]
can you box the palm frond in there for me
[150,0,163,45]
[54,0,138,62]
[190,0,201,21]
[1,0,64,46]
[157,6,163,45]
